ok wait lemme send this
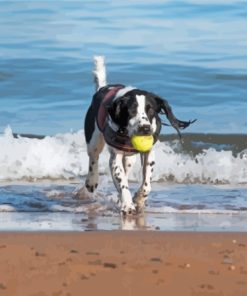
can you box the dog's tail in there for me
[93,56,107,91]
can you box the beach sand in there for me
[0,232,247,296]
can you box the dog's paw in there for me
[121,203,137,216]
[133,193,147,213]
[73,185,93,200]
[85,180,98,193]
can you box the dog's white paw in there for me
[121,202,137,216]
[84,179,98,193]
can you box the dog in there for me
[82,56,195,215]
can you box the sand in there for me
[0,231,247,296]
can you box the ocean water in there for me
[0,0,247,231]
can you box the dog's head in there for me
[107,89,160,137]
[107,89,195,138]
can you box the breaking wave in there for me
[0,126,246,185]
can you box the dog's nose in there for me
[138,124,151,135]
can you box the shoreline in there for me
[1,211,247,232]
[0,231,247,295]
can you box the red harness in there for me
[96,86,139,153]
[97,86,123,132]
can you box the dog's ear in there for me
[154,96,196,137]
[106,100,121,122]
[106,98,128,125]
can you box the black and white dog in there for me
[81,56,195,215]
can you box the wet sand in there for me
[0,231,247,295]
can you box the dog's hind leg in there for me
[133,150,155,212]
[85,125,105,193]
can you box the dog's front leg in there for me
[134,149,155,212]
[109,149,136,215]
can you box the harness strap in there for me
[97,86,124,132]
[104,125,139,153]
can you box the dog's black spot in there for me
[151,168,154,172]
[86,183,94,193]
[116,177,122,183]
[89,166,93,172]
[128,164,131,167]
[121,185,128,190]
[149,161,155,166]
[84,105,96,144]
[144,182,148,186]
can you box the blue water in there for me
[1,0,247,135]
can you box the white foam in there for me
[0,126,109,182]
[152,141,247,185]
[0,204,16,212]
[146,206,247,215]
[0,126,247,185]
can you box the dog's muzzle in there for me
[137,124,152,135]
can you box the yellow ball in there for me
[131,135,154,152]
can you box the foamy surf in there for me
[0,126,247,185]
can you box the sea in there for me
[0,0,247,231]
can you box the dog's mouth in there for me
[117,121,155,139]
[136,124,152,135]
[117,127,152,137]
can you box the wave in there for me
[0,126,247,185]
